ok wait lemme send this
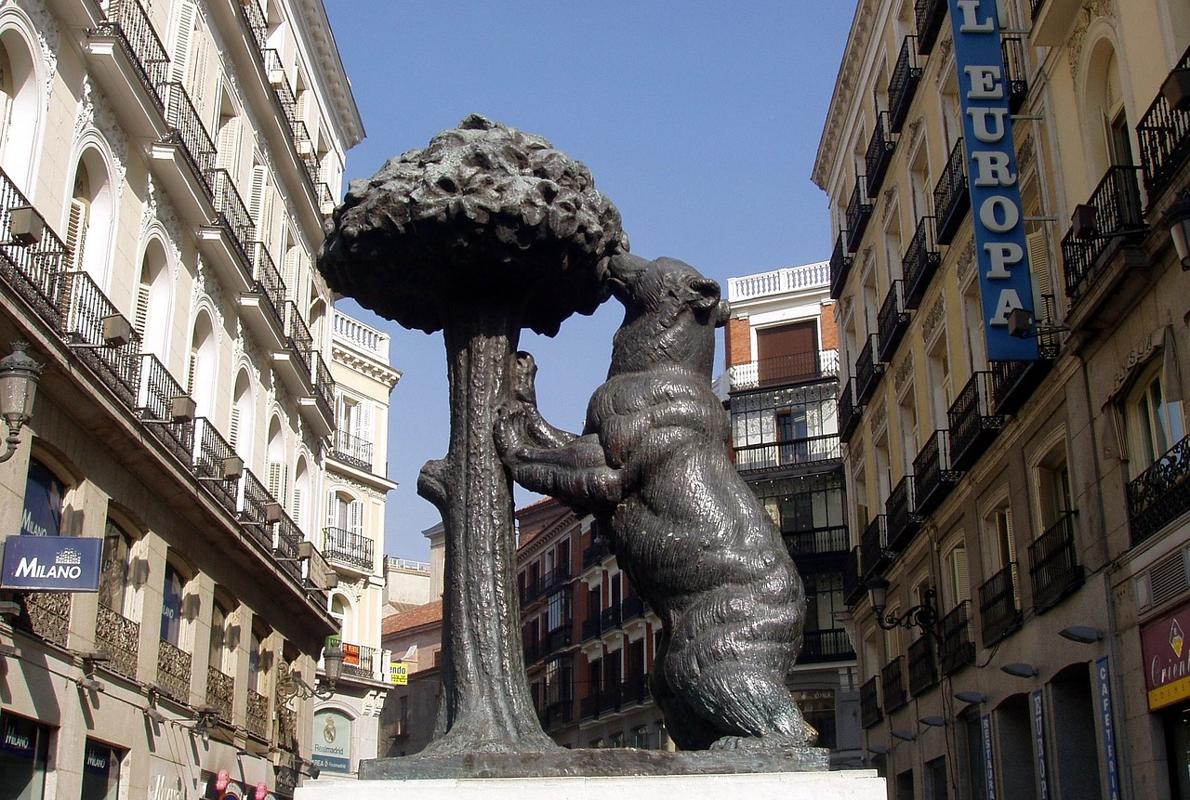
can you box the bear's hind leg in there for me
[686,662,816,749]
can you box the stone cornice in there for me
[292,0,365,148]
[332,344,401,390]
[811,0,879,192]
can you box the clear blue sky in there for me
[322,1,856,560]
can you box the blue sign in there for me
[981,714,997,800]
[1031,689,1049,800]
[1,535,102,592]
[1096,657,1122,800]
[947,0,1039,361]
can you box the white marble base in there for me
[298,770,886,800]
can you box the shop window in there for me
[159,562,185,646]
[1051,665,1103,799]
[0,712,50,800]
[995,694,1038,799]
[1126,365,1186,475]
[1165,704,1190,800]
[959,708,987,799]
[99,519,134,617]
[21,458,64,537]
[895,769,915,800]
[924,756,947,800]
[795,690,836,750]
[80,739,124,800]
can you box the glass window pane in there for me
[21,460,63,537]
[160,564,183,645]
[0,713,49,800]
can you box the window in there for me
[546,590,570,632]
[730,381,837,470]
[248,624,267,694]
[159,562,185,646]
[795,690,836,751]
[209,600,232,675]
[804,572,844,633]
[80,740,123,800]
[943,542,969,610]
[21,459,64,537]
[1128,368,1185,473]
[0,712,50,800]
[99,520,133,616]
[755,320,820,385]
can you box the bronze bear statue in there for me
[495,253,816,751]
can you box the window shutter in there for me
[190,22,209,113]
[249,165,267,225]
[229,405,240,451]
[291,484,302,528]
[267,461,285,503]
[134,281,151,338]
[325,490,338,529]
[217,117,241,176]
[360,403,373,446]
[348,500,364,536]
[949,546,969,607]
[171,1,197,85]
[1026,229,1052,316]
[186,350,197,395]
[64,198,88,271]
[335,394,347,430]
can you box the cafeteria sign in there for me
[947,0,1039,360]
[1,535,102,591]
[391,662,408,686]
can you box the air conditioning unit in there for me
[1136,546,1190,612]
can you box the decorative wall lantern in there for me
[1164,191,1190,270]
[1162,66,1190,111]
[0,341,43,463]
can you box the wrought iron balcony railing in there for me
[284,301,314,379]
[323,526,375,571]
[908,635,938,696]
[934,138,970,245]
[96,604,139,681]
[599,682,623,712]
[947,372,1002,472]
[939,601,976,675]
[237,468,276,550]
[882,656,908,713]
[546,625,572,654]
[800,628,855,664]
[600,603,623,632]
[582,539,610,569]
[783,525,850,559]
[247,241,286,330]
[726,349,839,391]
[866,111,897,197]
[1002,36,1029,114]
[580,692,599,720]
[192,417,239,516]
[1029,512,1084,612]
[333,429,374,470]
[95,0,170,111]
[989,295,1060,416]
[843,547,865,607]
[1061,165,1147,305]
[246,689,270,739]
[913,429,961,517]
[159,81,217,188]
[342,643,378,679]
[622,593,645,621]
[205,168,256,268]
[274,511,302,582]
[1137,45,1190,204]
[888,36,922,134]
[860,675,882,728]
[885,475,919,551]
[581,614,601,642]
[623,672,651,706]
[902,216,941,309]
[978,562,1022,646]
[839,377,862,444]
[312,352,335,421]
[915,0,947,55]
[0,177,69,328]
[157,639,192,704]
[135,354,194,464]
[860,515,891,581]
[830,230,853,298]
[60,271,141,409]
[854,334,886,404]
[1127,433,1190,547]
[206,666,234,725]
[846,181,874,252]
[877,280,910,362]
[733,434,841,475]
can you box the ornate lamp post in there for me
[0,341,43,463]
[867,577,940,637]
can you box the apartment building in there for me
[0,0,377,795]
[722,261,861,764]
[813,0,1190,797]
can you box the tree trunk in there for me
[417,304,554,754]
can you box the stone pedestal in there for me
[299,770,886,800]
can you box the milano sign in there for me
[948,0,1039,361]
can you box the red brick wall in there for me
[725,316,752,369]
[821,302,839,351]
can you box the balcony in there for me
[800,628,855,664]
[726,349,839,392]
[323,526,375,573]
[306,352,336,435]
[939,601,976,675]
[1061,165,1147,307]
[882,656,908,713]
[1127,433,1190,547]
[734,434,841,476]
[915,0,947,55]
[839,378,862,444]
[623,673,651,706]
[246,689,269,740]
[877,281,911,362]
[86,0,169,141]
[60,271,141,410]
[908,636,938,697]
[333,310,390,361]
[238,242,287,352]
[888,37,922,134]
[332,429,374,471]
[580,692,599,720]
[885,475,919,551]
[866,111,897,197]
[1137,46,1190,205]
[830,231,853,298]
[273,512,303,582]
[622,593,645,622]
[989,297,1060,416]
[135,354,194,465]
[902,216,941,309]
[846,181,874,252]
[599,682,623,713]
[545,626,572,653]
[16,593,70,648]
[860,676,882,728]
[600,603,622,633]
[0,182,70,329]
[860,515,891,581]
[523,639,541,665]
[343,643,379,681]
[914,432,960,518]
[1029,512,1084,612]
[947,372,1002,472]
[1030,0,1087,47]
[582,539,611,569]
[152,82,217,223]
[854,334,886,404]
[581,614,601,642]
[274,301,315,400]
[236,468,276,551]
[95,604,139,681]
[540,698,573,731]
[978,562,1022,646]
[934,138,970,245]
[1002,36,1029,114]
[843,547,865,607]
[540,566,571,598]
[157,640,192,704]
[191,418,239,517]
[199,168,256,295]
[783,525,849,559]
[206,666,234,726]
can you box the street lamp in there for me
[322,641,343,689]
[0,342,43,463]
[867,577,940,637]
[1164,191,1190,270]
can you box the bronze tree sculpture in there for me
[319,115,626,754]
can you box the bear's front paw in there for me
[493,402,526,459]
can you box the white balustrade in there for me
[727,261,831,302]
[333,309,390,360]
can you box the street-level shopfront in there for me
[1142,600,1190,798]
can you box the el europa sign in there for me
[1,535,103,592]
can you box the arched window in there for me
[21,457,65,536]
[187,312,216,418]
[230,370,255,463]
[214,89,240,179]
[1083,39,1133,177]
[0,27,42,191]
[330,593,352,642]
[99,519,135,617]
[1126,362,1186,474]
[266,416,287,503]
[65,149,115,285]
[134,240,172,359]
[308,298,326,352]
[325,490,363,536]
[292,456,310,530]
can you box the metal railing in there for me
[1127,433,1190,547]
[934,138,969,245]
[800,628,854,663]
[1029,512,1083,611]
[157,640,192,703]
[622,593,645,621]
[159,81,217,188]
[247,241,286,330]
[882,656,908,713]
[908,636,937,696]
[582,539,610,569]
[902,216,940,309]
[726,349,839,391]
[1061,165,1147,304]
[830,231,853,298]
[312,352,335,421]
[733,434,841,474]
[1002,36,1029,113]
[939,601,976,675]
[915,0,947,55]
[885,475,918,551]
[839,378,862,444]
[1030,0,1047,18]
[854,334,885,404]
[600,603,622,631]
[323,526,374,571]
[274,512,303,581]
[246,689,269,739]
[598,681,622,712]
[94,0,169,111]
[206,666,234,725]
[913,430,960,517]
[978,562,1022,646]
[860,676,882,728]
[0,174,69,328]
[783,525,850,558]
[846,180,874,252]
[284,302,313,378]
[96,604,139,680]
[135,354,193,464]
[239,0,268,47]
[204,168,256,269]
[947,372,1002,472]
[860,515,890,580]
[888,36,922,133]
[192,418,239,515]
[237,468,275,549]
[61,271,142,408]
[342,643,378,679]
[332,429,373,470]
[989,294,1060,416]
[581,614,600,642]
[843,546,865,606]
[866,110,896,197]
[1137,46,1190,204]
[877,280,910,362]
